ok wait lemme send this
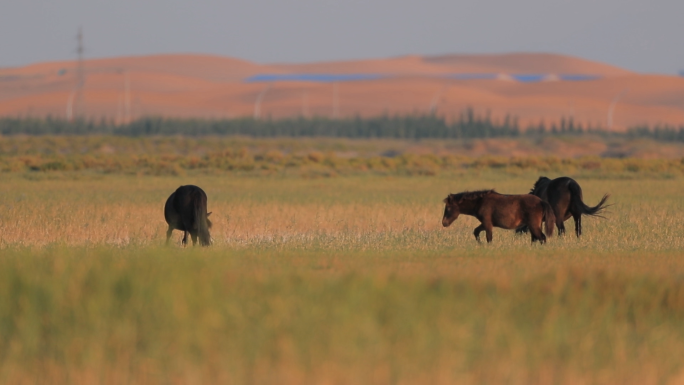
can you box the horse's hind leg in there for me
[556,219,566,236]
[531,233,547,244]
[554,208,565,236]
[530,226,547,244]
[573,213,582,237]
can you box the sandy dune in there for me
[1,53,682,130]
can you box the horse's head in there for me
[442,195,460,227]
[206,212,213,228]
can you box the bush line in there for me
[2,112,684,141]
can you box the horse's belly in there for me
[493,217,522,230]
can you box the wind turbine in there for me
[253,83,272,119]
[607,89,628,130]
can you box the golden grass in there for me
[2,172,683,252]
[1,170,684,384]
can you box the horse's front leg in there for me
[485,225,494,243]
[166,226,173,245]
[182,231,188,246]
[473,224,486,243]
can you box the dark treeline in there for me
[625,125,684,142]
[1,110,683,141]
[0,110,520,138]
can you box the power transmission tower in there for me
[67,27,86,121]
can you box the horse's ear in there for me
[443,195,452,204]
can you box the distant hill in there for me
[423,53,630,76]
[276,52,630,76]
[1,53,683,130]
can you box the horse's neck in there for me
[534,181,550,194]
[458,199,481,216]
[534,186,548,198]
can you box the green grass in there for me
[1,171,684,384]
[2,247,684,384]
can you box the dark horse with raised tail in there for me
[517,176,609,237]
[442,190,555,243]
[164,185,212,246]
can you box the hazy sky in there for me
[3,0,683,74]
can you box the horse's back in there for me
[165,185,208,229]
[176,185,207,217]
[483,193,544,229]
[164,191,181,228]
[174,185,207,202]
[489,192,543,207]
[549,176,577,189]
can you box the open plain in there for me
[1,136,684,383]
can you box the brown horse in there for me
[517,176,609,237]
[164,185,213,246]
[442,190,555,243]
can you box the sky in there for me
[2,0,683,74]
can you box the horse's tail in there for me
[542,201,555,237]
[569,182,610,218]
[195,197,212,247]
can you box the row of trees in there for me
[1,111,683,141]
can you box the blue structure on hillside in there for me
[245,73,602,83]
[246,74,386,83]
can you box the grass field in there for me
[1,160,684,383]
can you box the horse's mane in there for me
[530,176,551,194]
[450,189,496,202]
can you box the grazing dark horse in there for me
[517,176,610,237]
[164,185,212,246]
[442,190,555,243]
